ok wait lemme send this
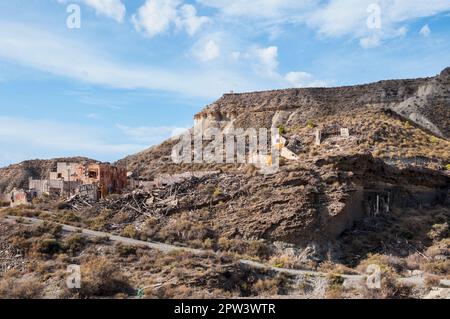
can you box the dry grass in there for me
[0,272,44,299]
[80,257,133,298]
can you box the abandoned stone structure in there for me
[29,179,81,197]
[29,162,127,199]
[7,189,31,207]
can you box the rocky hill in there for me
[112,68,450,256]
[119,67,450,179]
[194,67,450,138]
[0,157,94,194]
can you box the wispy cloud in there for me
[57,0,126,22]
[117,124,190,144]
[0,116,147,166]
[0,116,143,154]
[199,0,450,48]
[0,22,259,98]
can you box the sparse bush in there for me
[158,213,214,243]
[278,125,286,135]
[80,257,133,297]
[357,253,392,273]
[115,243,137,257]
[0,200,10,207]
[63,233,86,255]
[34,238,62,256]
[246,241,271,259]
[268,254,297,269]
[320,261,359,275]
[213,187,222,198]
[420,260,450,275]
[361,271,412,299]
[121,225,139,239]
[0,276,44,299]
[203,238,214,249]
[428,223,448,241]
[143,217,159,238]
[306,120,315,129]
[252,279,278,296]
[57,211,81,224]
[424,275,441,288]
[325,273,345,299]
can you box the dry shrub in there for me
[80,257,133,297]
[361,270,412,299]
[325,286,344,299]
[63,233,87,255]
[143,217,159,237]
[357,253,392,273]
[115,243,137,257]
[268,254,297,269]
[32,237,62,256]
[217,237,270,259]
[252,279,279,296]
[325,273,345,299]
[158,213,214,243]
[427,223,449,241]
[87,209,113,231]
[320,261,359,275]
[0,275,43,299]
[121,225,140,239]
[424,275,442,288]
[146,284,195,299]
[420,260,450,275]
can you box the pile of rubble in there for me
[63,172,229,218]
[64,194,96,211]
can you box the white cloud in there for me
[177,4,211,36]
[200,0,450,48]
[132,0,209,37]
[0,116,144,164]
[0,22,258,98]
[117,124,190,144]
[192,39,221,62]
[84,0,126,22]
[305,0,450,47]
[419,24,431,37]
[256,46,279,76]
[132,0,179,37]
[198,0,317,19]
[86,113,100,119]
[360,34,381,49]
[58,0,126,22]
[251,46,326,87]
[284,71,325,87]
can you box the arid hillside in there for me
[119,68,450,180]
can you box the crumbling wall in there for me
[29,178,81,196]
[9,189,30,207]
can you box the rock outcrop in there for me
[195,67,450,138]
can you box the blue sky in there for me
[0,0,449,167]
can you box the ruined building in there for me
[29,162,127,199]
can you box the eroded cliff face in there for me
[195,68,450,138]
